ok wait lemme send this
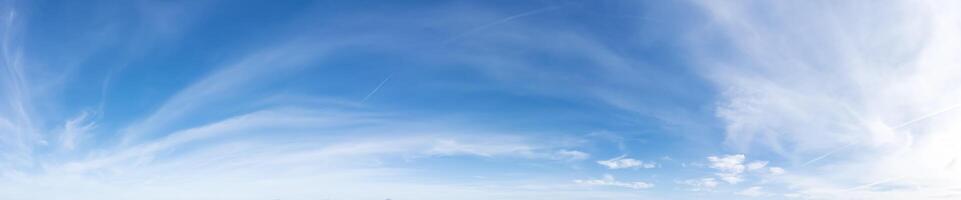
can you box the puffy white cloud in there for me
[574,174,653,189]
[708,154,745,172]
[707,154,746,184]
[705,154,780,185]
[597,155,656,169]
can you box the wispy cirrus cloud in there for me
[4,104,599,199]
[0,3,616,199]
[0,1,713,199]
[0,3,41,171]
[679,178,720,191]
[574,174,654,189]
[736,186,766,197]
[597,155,656,169]
[14,0,956,199]
[695,0,961,198]
[57,111,96,150]
[118,40,333,144]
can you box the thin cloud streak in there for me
[803,102,961,166]
[361,74,392,103]
[892,103,961,129]
[119,40,330,145]
[443,5,563,44]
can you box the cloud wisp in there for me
[596,155,656,169]
[695,1,961,198]
[7,0,958,199]
[361,74,393,103]
[574,174,654,190]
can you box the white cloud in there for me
[3,103,614,200]
[424,138,587,161]
[768,167,785,175]
[705,154,777,185]
[746,161,767,171]
[58,111,96,150]
[736,186,766,197]
[553,150,590,161]
[574,174,653,189]
[695,1,961,198]
[427,139,535,157]
[708,154,745,172]
[679,178,719,191]
[118,36,338,144]
[716,173,743,185]
[0,7,44,170]
[597,155,656,169]
[707,154,746,184]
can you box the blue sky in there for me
[3,0,961,199]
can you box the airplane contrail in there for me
[892,103,961,129]
[361,74,393,103]
[845,176,904,192]
[443,5,563,44]
[802,103,961,166]
[801,141,857,167]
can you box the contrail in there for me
[443,5,563,44]
[801,103,961,166]
[845,176,904,192]
[802,103,961,194]
[892,103,961,129]
[801,141,857,167]
[361,74,392,103]
[799,106,864,166]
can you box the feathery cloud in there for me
[574,174,654,189]
[679,178,719,191]
[597,155,656,169]
[696,1,961,198]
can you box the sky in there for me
[2,0,961,199]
